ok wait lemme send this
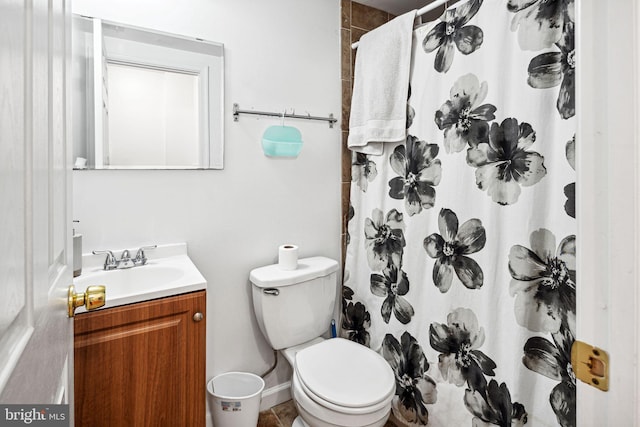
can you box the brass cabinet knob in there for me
[68,285,106,317]
[193,312,203,322]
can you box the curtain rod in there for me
[351,0,449,49]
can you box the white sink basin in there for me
[73,243,206,313]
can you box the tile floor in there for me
[257,400,297,427]
[257,400,397,427]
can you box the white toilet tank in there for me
[250,256,339,350]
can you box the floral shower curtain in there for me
[341,0,576,426]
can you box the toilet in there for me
[250,256,395,427]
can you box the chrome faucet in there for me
[92,250,117,270]
[118,249,134,269]
[134,245,157,266]
[93,245,157,270]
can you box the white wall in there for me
[576,0,640,425]
[71,0,341,413]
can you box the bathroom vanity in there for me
[74,290,206,427]
[71,243,207,426]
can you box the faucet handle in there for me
[134,245,157,265]
[92,250,116,270]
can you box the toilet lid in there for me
[295,338,395,408]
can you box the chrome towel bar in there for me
[233,103,337,128]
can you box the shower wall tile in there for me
[341,232,348,274]
[351,1,388,30]
[341,0,351,28]
[341,182,350,238]
[342,131,350,183]
[340,0,392,273]
[341,79,352,131]
[420,4,445,22]
[351,26,367,46]
[341,29,351,79]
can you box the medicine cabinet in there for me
[72,16,224,169]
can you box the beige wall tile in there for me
[341,79,352,131]
[340,0,391,273]
[351,1,388,30]
[341,0,351,28]
[342,131,351,183]
[421,4,446,22]
[341,28,352,80]
[351,26,367,45]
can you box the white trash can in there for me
[207,372,265,427]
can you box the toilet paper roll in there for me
[278,244,299,270]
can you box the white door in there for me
[0,0,74,416]
[577,0,640,425]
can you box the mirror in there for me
[72,15,224,169]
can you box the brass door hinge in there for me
[571,340,609,391]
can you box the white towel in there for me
[348,10,417,155]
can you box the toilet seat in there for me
[294,338,395,413]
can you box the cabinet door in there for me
[74,291,206,427]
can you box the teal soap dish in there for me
[262,125,303,158]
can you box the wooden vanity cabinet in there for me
[74,290,206,427]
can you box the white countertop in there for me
[73,243,206,313]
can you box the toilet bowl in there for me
[292,374,392,427]
[285,338,395,427]
[250,257,396,427]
